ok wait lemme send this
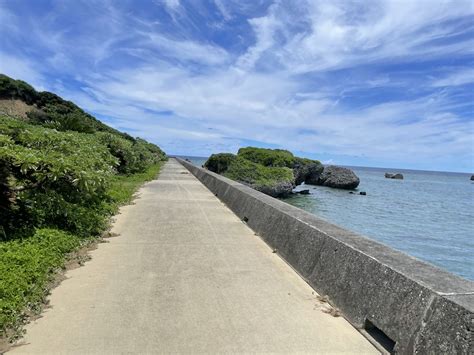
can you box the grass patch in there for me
[0,229,82,341]
[0,161,164,344]
[107,162,164,210]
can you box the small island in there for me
[204,147,360,197]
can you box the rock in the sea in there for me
[204,147,360,196]
[385,172,404,180]
[303,163,324,185]
[204,154,295,198]
[294,162,324,185]
[471,175,474,181]
[318,165,360,189]
[255,181,294,198]
[359,191,366,195]
[297,189,310,195]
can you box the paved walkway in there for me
[11,159,377,354]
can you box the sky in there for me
[0,0,473,172]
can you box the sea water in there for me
[181,156,474,280]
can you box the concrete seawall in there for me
[177,158,474,354]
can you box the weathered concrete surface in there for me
[178,158,474,354]
[10,159,377,354]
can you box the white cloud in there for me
[144,33,230,65]
[164,0,180,10]
[58,60,471,167]
[432,68,474,87]
[214,0,232,21]
[236,0,474,73]
[0,0,472,170]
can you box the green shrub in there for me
[0,74,152,142]
[0,74,167,341]
[0,163,164,340]
[224,156,294,188]
[204,153,237,173]
[95,132,141,174]
[237,147,296,168]
[205,147,324,195]
[30,104,96,134]
[0,75,38,105]
[95,133,165,175]
[129,139,163,172]
[0,116,117,238]
[135,138,166,159]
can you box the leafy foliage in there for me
[0,75,38,105]
[224,156,294,189]
[0,74,167,343]
[0,229,81,339]
[0,162,164,342]
[204,147,323,196]
[0,117,118,238]
[204,153,236,174]
[0,75,167,239]
[95,133,166,174]
[0,74,135,139]
[237,147,296,168]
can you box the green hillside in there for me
[0,74,167,342]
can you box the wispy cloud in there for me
[432,67,474,87]
[0,0,472,171]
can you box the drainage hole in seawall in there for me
[364,319,396,354]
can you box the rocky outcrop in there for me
[204,148,361,197]
[385,173,404,180]
[471,175,474,181]
[294,162,324,185]
[318,165,360,189]
[204,153,295,198]
[255,181,294,198]
[304,163,325,185]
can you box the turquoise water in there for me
[181,156,474,280]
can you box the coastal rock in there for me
[204,147,361,197]
[318,165,360,189]
[385,173,404,180]
[359,191,366,195]
[471,175,474,181]
[293,164,308,185]
[303,163,325,185]
[296,189,310,195]
[255,181,294,198]
[294,163,323,185]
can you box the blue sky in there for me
[1,0,473,172]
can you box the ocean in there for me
[180,156,474,280]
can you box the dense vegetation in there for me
[204,148,322,197]
[0,74,166,342]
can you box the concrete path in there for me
[11,159,377,354]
